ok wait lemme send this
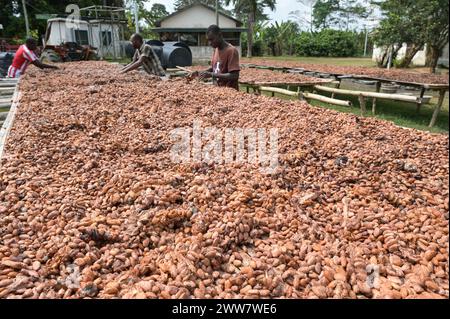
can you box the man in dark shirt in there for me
[121,33,168,80]
[198,25,240,90]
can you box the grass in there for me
[240,84,449,134]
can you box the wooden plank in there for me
[175,66,194,73]
[352,75,449,90]
[259,86,352,107]
[240,79,332,87]
[315,85,421,103]
[0,88,15,95]
[302,92,352,107]
[0,87,21,159]
[0,83,17,88]
[259,86,297,97]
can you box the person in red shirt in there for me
[7,38,58,78]
[198,25,240,90]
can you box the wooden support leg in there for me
[246,86,249,93]
[375,81,381,93]
[332,79,342,99]
[371,81,381,114]
[359,94,367,116]
[271,91,275,97]
[416,87,426,113]
[429,89,446,128]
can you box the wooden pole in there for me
[21,0,30,38]
[416,87,426,113]
[259,86,352,107]
[216,0,219,26]
[304,92,352,107]
[359,94,367,115]
[372,81,381,114]
[429,89,446,128]
[315,85,421,103]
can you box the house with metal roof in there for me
[151,3,246,62]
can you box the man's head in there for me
[130,33,143,49]
[25,38,37,51]
[207,25,223,49]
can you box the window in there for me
[160,32,179,42]
[223,32,240,47]
[101,31,112,46]
[180,33,198,47]
[74,29,89,45]
[199,33,208,46]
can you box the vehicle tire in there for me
[40,50,62,63]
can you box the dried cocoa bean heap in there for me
[0,62,448,299]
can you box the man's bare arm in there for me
[32,60,58,69]
[121,56,146,73]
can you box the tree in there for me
[174,0,226,11]
[225,0,277,58]
[421,0,449,73]
[0,0,125,40]
[289,0,317,32]
[374,0,449,72]
[372,0,423,68]
[312,0,368,30]
[312,0,338,29]
[137,3,168,27]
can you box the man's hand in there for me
[199,71,213,80]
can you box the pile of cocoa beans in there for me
[0,62,448,299]
[187,65,329,85]
[241,58,449,85]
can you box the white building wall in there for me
[191,46,242,62]
[90,23,123,58]
[161,6,237,29]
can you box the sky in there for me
[143,0,381,30]
[143,0,310,24]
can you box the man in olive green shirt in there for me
[121,34,169,80]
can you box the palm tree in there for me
[225,0,277,58]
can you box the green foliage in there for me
[262,21,300,56]
[373,0,449,71]
[295,29,358,57]
[312,0,368,30]
[174,0,226,11]
[241,38,263,56]
[0,0,125,40]
[225,0,276,57]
